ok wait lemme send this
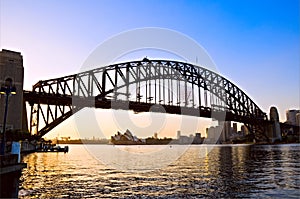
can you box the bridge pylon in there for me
[0,49,27,133]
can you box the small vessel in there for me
[53,145,69,153]
[38,144,69,153]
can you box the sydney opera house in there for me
[110,129,146,145]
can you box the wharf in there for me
[0,154,27,198]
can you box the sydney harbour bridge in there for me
[1,49,295,143]
[22,57,281,142]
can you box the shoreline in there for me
[55,142,300,145]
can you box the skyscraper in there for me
[286,110,300,125]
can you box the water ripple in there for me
[19,144,300,198]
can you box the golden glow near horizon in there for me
[44,108,216,140]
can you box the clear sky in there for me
[0,0,299,139]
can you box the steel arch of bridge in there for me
[24,59,268,138]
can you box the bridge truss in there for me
[24,59,268,140]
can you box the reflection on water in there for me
[86,144,193,172]
[19,144,300,198]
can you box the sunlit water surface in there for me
[19,144,300,198]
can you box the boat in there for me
[38,144,69,153]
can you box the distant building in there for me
[270,106,280,121]
[175,131,203,144]
[195,133,201,138]
[205,126,222,144]
[177,130,181,140]
[296,113,300,127]
[268,107,282,142]
[286,110,300,125]
[220,121,231,142]
[241,125,249,135]
[193,133,202,144]
[153,132,158,139]
[179,135,192,144]
[232,123,237,134]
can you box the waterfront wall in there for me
[0,154,26,198]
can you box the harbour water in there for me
[19,144,300,198]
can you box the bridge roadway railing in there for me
[23,91,269,138]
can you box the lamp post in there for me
[0,78,16,155]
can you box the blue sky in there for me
[1,0,299,138]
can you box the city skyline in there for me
[0,0,299,139]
